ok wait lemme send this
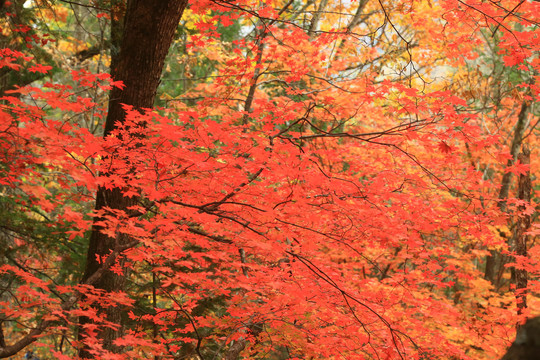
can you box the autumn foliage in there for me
[0,0,538,359]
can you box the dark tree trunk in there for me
[501,317,540,360]
[484,102,530,288]
[79,0,188,356]
[513,145,531,319]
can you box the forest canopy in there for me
[0,0,538,359]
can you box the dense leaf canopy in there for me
[0,0,538,359]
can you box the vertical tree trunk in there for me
[308,0,329,36]
[501,317,540,360]
[484,101,530,287]
[513,145,531,321]
[79,0,188,356]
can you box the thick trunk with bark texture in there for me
[501,317,540,360]
[79,0,188,356]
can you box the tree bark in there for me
[79,0,188,356]
[513,145,531,319]
[484,101,530,287]
[498,102,531,212]
[501,317,540,360]
[308,0,329,36]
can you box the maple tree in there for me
[0,0,538,359]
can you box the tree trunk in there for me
[501,317,540,360]
[484,101,530,287]
[308,0,329,36]
[79,0,188,356]
[513,145,531,320]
